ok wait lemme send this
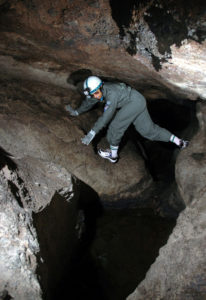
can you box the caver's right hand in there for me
[81,130,96,145]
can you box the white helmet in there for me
[83,76,103,96]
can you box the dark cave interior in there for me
[40,96,197,300]
[0,0,205,298]
[0,72,199,300]
[0,75,200,300]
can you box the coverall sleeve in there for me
[92,98,118,134]
[76,97,99,114]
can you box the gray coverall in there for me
[77,82,172,146]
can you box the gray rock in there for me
[0,168,42,300]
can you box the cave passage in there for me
[50,98,197,300]
[0,74,198,300]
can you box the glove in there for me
[81,130,96,145]
[65,104,79,116]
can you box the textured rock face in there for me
[0,78,152,202]
[127,102,206,300]
[0,1,205,299]
[0,147,80,299]
[127,193,206,300]
[0,0,205,100]
[0,166,42,300]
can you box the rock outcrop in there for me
[0,164,42,300]
[0,0,205,100]
[0,147,80,299]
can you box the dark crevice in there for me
[0,147,24,208]
[50,182,105,300]
[0,146,17,171]
[8,180,24,208]
[33,190,80,300]
[109,0,150,38]
[0,1,10,14]
[0,290,13,300]
[144,4,188,55]
[67,69,93,86]
[50,181,176,300]
[109,0,206,71]
[0,146,31,208]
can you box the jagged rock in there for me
[0,148,81,299]
[16,156,76,212]
[0,167,42,300]
[0,0,206,100]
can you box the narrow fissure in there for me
[55,200,176,300]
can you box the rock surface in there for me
[0,144,80,299]
[0,165,42,300]
[0,0,206,100]
[127,191,206,300]
[0,1,205,299]
[127,102,206,300]
[0,78,152,202]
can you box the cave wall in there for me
[127,191,206,300]
[0,0,206,100]
[0,1,206,299]
[127,102,206,300]
[0,163,42,299]
[0,149,81,300]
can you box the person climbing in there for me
[65,76,189,163]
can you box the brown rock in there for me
[0,1,206,100]
[0,79,152,203]
[127,191,206,300]
[127,102,206,300]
